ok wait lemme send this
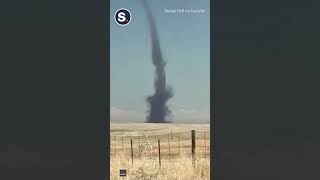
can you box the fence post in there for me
[122,136,124,152]
[204,131,206,158]
[138,136,141,159]
[191,130,196,167]
[131,139,133,166]
[168,134,170,161]
[178,133,180,156]
[158,139,161,168]
[114,136,117,156]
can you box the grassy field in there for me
[110,123,210,180]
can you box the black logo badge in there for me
[115,9,131,26]
[119,169,127,177]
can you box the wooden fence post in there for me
[121,136,124,152]
[168,134,170,161]
[131,139,133,166]
[158,139,161,168]
[191,130,196,167]
[138,136,141,159]
[114,136,117,156]
[204,131,207,158]
[178,133,180,156]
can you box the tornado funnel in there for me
[142,0,173,123]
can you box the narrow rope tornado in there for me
[142,0,173,123]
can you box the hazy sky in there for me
[110,0,210,123]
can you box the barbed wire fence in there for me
[110,130,210,166]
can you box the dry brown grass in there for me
[111,150,210,180]
[110,123,210,180]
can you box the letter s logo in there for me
[115,9,131,26]
[117,12,126,22]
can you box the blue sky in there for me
[110,0,210,123]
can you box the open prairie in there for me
[110,123,210,180]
